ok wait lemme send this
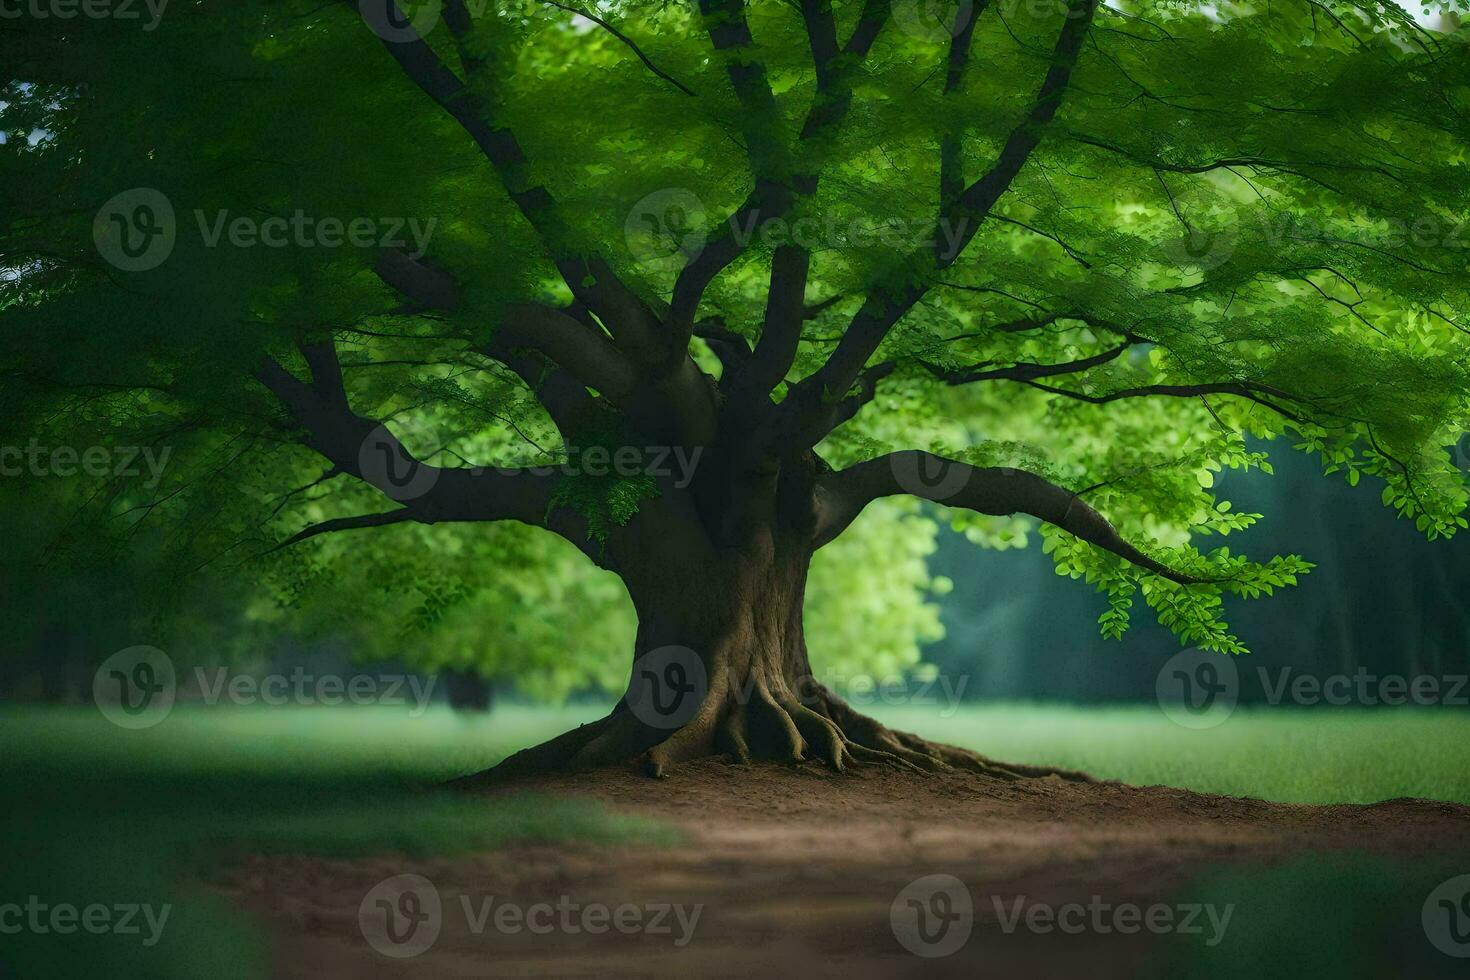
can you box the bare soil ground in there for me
[217,761,1470,978]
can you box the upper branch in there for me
[540,0,697,96]
[941,0,988,208]
[787,0,1099,420]
[360,0,662,358]
[1019,379,1311,425]
[800,0,840,91]
[699,0,791,179]
[668,0,893,333]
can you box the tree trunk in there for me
[460,541,1090,784]
[442,669,495,713]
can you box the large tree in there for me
[4,0,1469,777]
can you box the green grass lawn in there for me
[3,701,1468,978]
[10,700,1468,804]
[868,703,1470,805]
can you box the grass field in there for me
[11,700,1465,803]
[3,702,1468,978]
[870,703,1470,805]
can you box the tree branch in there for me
[359,0,663,358]
[941,0,988,208]
[737,243,810,395]
[814,451,1202,584]
[668,0,892,333]
[263,509,418,554]
[541,0,697,96]
[254,351,568,536]
[1018,379,1309,424]
[786,0,1098,433]
[929,339,1136,384]
[371,248,604,430]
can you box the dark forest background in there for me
[930,445,1470,703]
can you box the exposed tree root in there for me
[449,673,1094,787]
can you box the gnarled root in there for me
[451,673,1093,786]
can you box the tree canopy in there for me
[5,0,1470,679]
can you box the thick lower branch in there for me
[814,451,1202,584]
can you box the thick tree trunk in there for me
[442,669,495,713]
[459,543,1090,784]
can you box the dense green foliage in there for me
[4,0,1470,680]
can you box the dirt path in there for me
[218,762,1470,977]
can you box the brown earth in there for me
[216,761,1470,978]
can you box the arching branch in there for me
[814,451,1203,584]
[927,339,1137,385]
[1019,379,1310,425]
[253,348,590,555]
